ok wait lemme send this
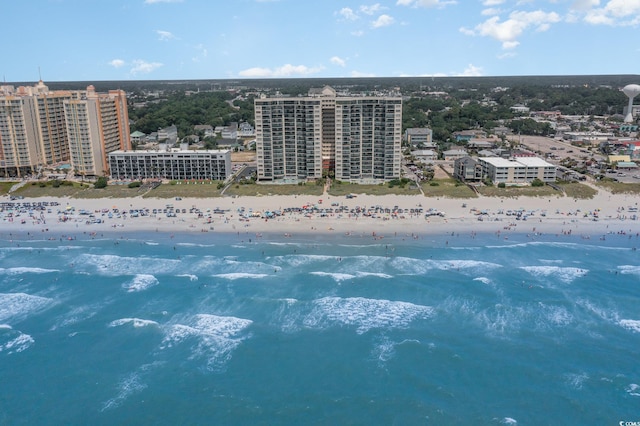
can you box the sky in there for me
[2,0,640,82]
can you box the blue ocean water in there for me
[1,230,639,425]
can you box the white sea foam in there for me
[372,337,396,364]
[390,256,502,275]
[501,418,518,425]
[520,266,588,283]
[50,303,101,331]
[310,271,356,282]
[619,319,640,333]
[355,271,393,279]
[123,274,159,292]
[565,372,589,389]
[372,337,421,365]
[0,324,12,330]
[0,267,59,275]
[101,371,147,411]
[0,331,34,354]
[109,318,159,328]
[444,298,572,336]
[626,384,640,397]
[213,273,268,280]
[303,297,434,334]
[176,242,215,247]
[0,292,54,323]
[539,259,563,264]
[161,314,253,370]
[473,277,492,285]
[77,253,180,276]
[618,265,640,276]
[177,274,199,281]
[540,304,573,327]
[101,361,164,411]
[576,298,619,323]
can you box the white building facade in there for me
[479,157,556,184]
[108,149,231,181]
[254,87,402,184]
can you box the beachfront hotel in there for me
[478,157,556,184]
[108,147,231,181]
[254,86,402,184]
[0,81,130,178]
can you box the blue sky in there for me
[3,0,639,81]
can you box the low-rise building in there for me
[478,157,556,184]
[108,149,231,181]
[411,149,437,163]
[157,125,178,144]
[443,149,468,161]
[453,157,483,182]
[405,128,433,147]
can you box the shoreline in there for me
[1,190,639,241]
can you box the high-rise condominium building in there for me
[254,86,402,184]
[0,81,130,177]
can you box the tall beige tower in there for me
[0,82,130,178]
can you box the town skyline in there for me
[3,1,639,82]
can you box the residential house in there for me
[443,149,468,161]
[411,149,437,163]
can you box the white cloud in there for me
[238,64,324,78]
[351,30,365,36]
[360,4,384,15]
[156,30,176,41]
[192,44,208,62]
[458,64,483,76]
[337,7,359,20]
[571,0,600,11]
[569,0,640,25]
[330,56,347,67]
[371,14,395,28]
[498,51,517,59]
[396,0,457,8]
[481,8,502,16]
[109,59,125,68]
[130,60,163,75]
[483,0,505,5]
[461,10,560,49]
[144,0,183,3]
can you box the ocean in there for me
[1,230,639,425]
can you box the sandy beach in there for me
[1,188,639,240]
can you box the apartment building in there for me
[108,148,231,181]
[0,81,130,177]
[254,86,402,184]
[478,157,556,184]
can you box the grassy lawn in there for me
[0,181,17,195]
[142,181,224,198]
[556,182,598,199]
[73,185,146,199]
[328,182,421,196]
[12,181,90,198]
[596,181,640,195]
[421,179,478,198]
[477,184,559,198]
[224,183,324,197]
